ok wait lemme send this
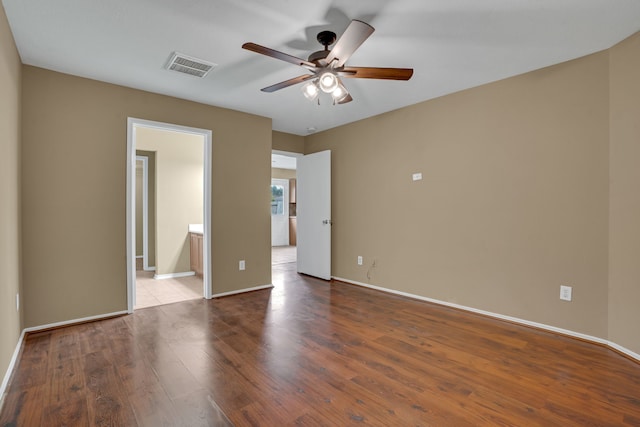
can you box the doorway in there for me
[270,149,332,281]
[271,151,300,272]
[126,118,213,313]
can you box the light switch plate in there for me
[412,172,423,181]
[560,285,572,301]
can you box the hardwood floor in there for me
[2,261,640,426]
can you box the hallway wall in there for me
[0,2,23,393]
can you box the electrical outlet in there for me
[412,172,423,181]
[560,285,572,301]
[239,260,245,271]
[357,256,363,266]
[16,293,19,311]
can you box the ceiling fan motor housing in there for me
[309,30,337,65]
[308,49,330,64]
[317,30,336,47]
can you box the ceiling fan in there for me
[242,20,413,104]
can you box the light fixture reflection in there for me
[318,72,338,93]
[301,81,319,101]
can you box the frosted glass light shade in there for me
[331,83,349,102]
[301,81,319,100]
[318,72,338,93]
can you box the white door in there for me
[296,150,331,280]
[271,178,289,246]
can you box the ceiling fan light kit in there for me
[331,82,349,103]
[302,76,350,105]
[301,80,320,101]
[319,72,338,93]
[242,19,413,105]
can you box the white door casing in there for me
[126,117,213,313]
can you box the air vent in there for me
[165,52,216,78]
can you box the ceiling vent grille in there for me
[165,52,216,78]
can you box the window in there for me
[271,184,284,215]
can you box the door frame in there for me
[126,118,213,313]
[135,155,155,272]
[271,149,303,251]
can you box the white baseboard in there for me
[153,271,195,280]
[135,255,143,259]
[333,276,640,363]
[608,341,640,362]
[1,309,128,407]
[23,310,129,333]
[143,266,156,272]
[212,284,273,298]
[0,329,26,408]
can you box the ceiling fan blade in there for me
[242,42,317,70]
[337,93,353,104]
[261,74,316,93]
[325,20,375,68]
[339,66,414,80]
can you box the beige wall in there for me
[273,131,304,153]
[137,127,203,276]
[0,3,22,391]
[609,32,640,355]
[271,168,296,180]
[21,66,272,327]
[136,150,156,267]
[307,51,611,339]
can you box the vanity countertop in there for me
[188,224,203,235]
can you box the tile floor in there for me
[272,245,296,265]
[135,271,203,309]
[135,246,297,309]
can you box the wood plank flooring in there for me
[2,261,640,426]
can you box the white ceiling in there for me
[4,0,640,136]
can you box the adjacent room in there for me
[271,151,299,269]
[1,0,640,425]
[133,126,207,309]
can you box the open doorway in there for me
[271,151,300,270]
[126,118,212,312]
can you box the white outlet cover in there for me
[239,260,245,271]
[357,256,363,265]
[412,172,423,181]
[560,285,572,301]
